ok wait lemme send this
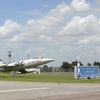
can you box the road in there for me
[0,81,100,100]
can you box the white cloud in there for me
[79,35,100,45]
[10,2,71,42]
[0,0,90,40]
[0,0,100,65]
[0,20,20,38]
[71,0,90,11]
[22,1,90,40]
[57,15,100,46]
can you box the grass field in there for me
[0,72,100,83]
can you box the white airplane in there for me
[0,57,54,76]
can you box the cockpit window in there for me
[35,57,44,59]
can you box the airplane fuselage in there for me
[0,58,54,73]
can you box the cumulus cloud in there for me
[0,0,90,41]
[0,1,97,48]
[71,0,90,11]
[60,15,100,35]
[79,36,100,45]
[57,15,100,46]
[0,0,100,64]
[11,2,71,42]
[0,20,20,38]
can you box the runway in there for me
[0,81,100,100]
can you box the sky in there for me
[0,0,100,66]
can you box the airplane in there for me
[0,57,54,76]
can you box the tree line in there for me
[41,61,100,72]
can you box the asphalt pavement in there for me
[0,81,100,100]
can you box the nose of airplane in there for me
[45,59,54,63]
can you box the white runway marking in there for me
[0,87,49,93]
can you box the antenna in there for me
[8,51,12,63]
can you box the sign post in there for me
[74,66,100,79]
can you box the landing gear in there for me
[10,71,17,77]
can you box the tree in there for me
[71,61,83,66]
[41,65,53,72]
[71,61,77,66]
[87,63,92,66]
[61,62,72,72]
[93,61,100,67]
[41,65,48,72]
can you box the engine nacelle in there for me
[25,68,40,74]
[18,68,40,74]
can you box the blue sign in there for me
[78,66,99,77]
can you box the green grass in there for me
[0,72,100,83]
